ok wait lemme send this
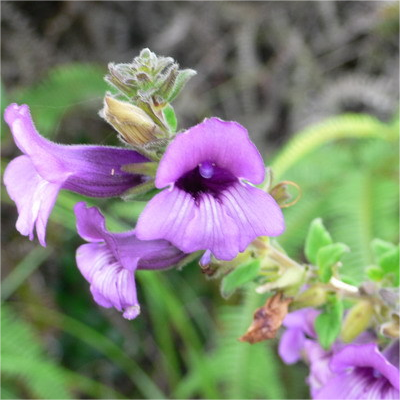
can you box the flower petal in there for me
[221,182,285,250]
[283,308,319,338]
[75,202,185,271]
[137,182,284,260]
[330,343,400,391]
[76,242,140,319]
[278,328,305,364]
[4,156,61,246]
[314,370,370,399]
[4,103,149,197]
[155,117,266,188]
[136,187,241,260]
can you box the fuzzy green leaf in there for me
[305,218,333,264]
[163,104,178,132]
[372,239,396,260]
[366,266,384,281]
[221,260,261,298]
[315,295,343,350]
[317,243,350,283]
[378,246,399,272]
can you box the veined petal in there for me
[314,370,370,399]
[221,182,285,250]
[330,344,400,391]
[4,103,148,197]
[4,103,150,245]
[155,117,266,187]
[76,242,140,319]
[136,187,241,260]
[75,202,185,271]
[137,182,284,260]
[4,156,61,246]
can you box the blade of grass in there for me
[1,247,53,300]
[139,272,220,399]
[22,303,165,399]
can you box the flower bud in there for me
[101,96,163,146]
[256,265,305,294]
[341,299,374,343]
[292,285,328,309]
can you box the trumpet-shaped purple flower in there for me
[136,118,285,260]
[279,309,399,399]
[74,202,185,319]
[316,342,400,399]
[278,308,320,364]
[4,103,148,246]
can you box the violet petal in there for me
[330,343,400,391]
[278,328,305,364]
[4,156,61,246]
[4,103,149,245]
[74,202,185,271]
[155,117,266,188]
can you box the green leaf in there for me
[366,266,384,281]
[221,260,261,298]
[317,243,350,283]
[163,104,178,132]
[372,238,396,260]
[315,295,344,350]
[379,246,399,272]
[166,69,197,102]
[305,218,333,264]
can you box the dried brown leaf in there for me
[239,292,292,344]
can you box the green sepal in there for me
[121,179,159,201]
[315,294,344,350]
[317,243,350,283]
[166,69,197,102]
[121,162,158,177]
[163,104,178,133]
[305,218,333,264]
[220,259,261,298]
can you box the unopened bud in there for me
[101,96,163,146]
[256,265,305,294]
[341,299,374,343]
[292,285,328,309]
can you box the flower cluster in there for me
[279,308,400,399]
[4,50,284,319]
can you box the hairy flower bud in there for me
[292,285,328,309]
[341,299,374,343]
[101,96,163,146]
[105,48,196,106]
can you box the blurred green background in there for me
[1,1,399,399]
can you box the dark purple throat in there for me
[176,162,237,201]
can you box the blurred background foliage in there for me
[1,1,398,399]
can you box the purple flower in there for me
[278,308,320,364]
[74,202,185,319]
[136,118,285,260]
[315,342,400,399]
[4,103,148,246]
